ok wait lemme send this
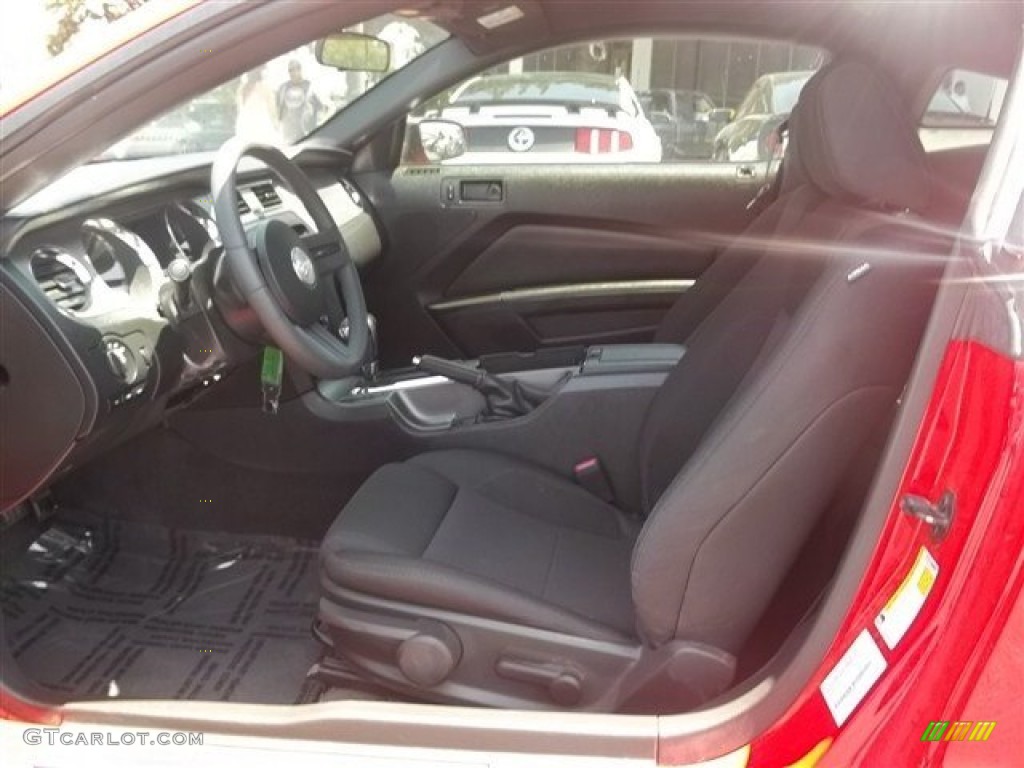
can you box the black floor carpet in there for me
[1,513,322,704]
[51,428,362,542]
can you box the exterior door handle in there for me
[736,165,757,178]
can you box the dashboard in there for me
[0,156,381,510]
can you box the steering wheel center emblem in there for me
[507,126,536,152]
[290,246,317,287]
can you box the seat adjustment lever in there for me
[495,657,583,706]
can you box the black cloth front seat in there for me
[318,60,944,711]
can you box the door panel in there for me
[355,34,823,365]
[359,163,766,366]
[433,280,691,353]
[443,225,710,295]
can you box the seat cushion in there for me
[321,449,639,640]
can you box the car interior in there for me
[0,0,1019,717]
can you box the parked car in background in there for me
[413,71,662,164]
[101,98,236,160]
[639,88,731,159]
[712,70,815,162]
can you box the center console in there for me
[316,343,683,429]
[308,343,684,512]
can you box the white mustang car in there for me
[418,71,663,165]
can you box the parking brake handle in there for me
[413,354,547,420]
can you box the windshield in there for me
[97,14,447,161]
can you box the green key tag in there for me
[260,346,284,414]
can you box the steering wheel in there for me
[211,139,369,378]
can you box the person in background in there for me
[277,60,324,142]
[235,66,279,144]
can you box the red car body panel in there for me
[0,694,59,726]
[944,575,1024,768]
[664,338,1024,766]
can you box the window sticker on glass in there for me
[477,5,525,30]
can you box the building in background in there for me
[514,38,823,111]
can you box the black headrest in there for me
[787,59,931,212]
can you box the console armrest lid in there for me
[581,344,686,376]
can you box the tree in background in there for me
[46,0,150,56]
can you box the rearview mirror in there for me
[315,32,390,73]
[708,108,734,123]
[417,120,467,164]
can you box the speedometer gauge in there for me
[82,226,127,288]
[81,218,162,299]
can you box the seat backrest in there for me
[630,60,945,652]
[651,182,822,345]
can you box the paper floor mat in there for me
[1,514,321,704]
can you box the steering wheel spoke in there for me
[304,322,348,359]
[319,272,347,334]
[303,229,347,276]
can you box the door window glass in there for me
[403,37,825,166]
[919,69,1008,152]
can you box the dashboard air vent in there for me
[402,167,441,176]
[251,183,281,209]
[30,248,91,313]
[236,193,251,216]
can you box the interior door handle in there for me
[460,180,504,202]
